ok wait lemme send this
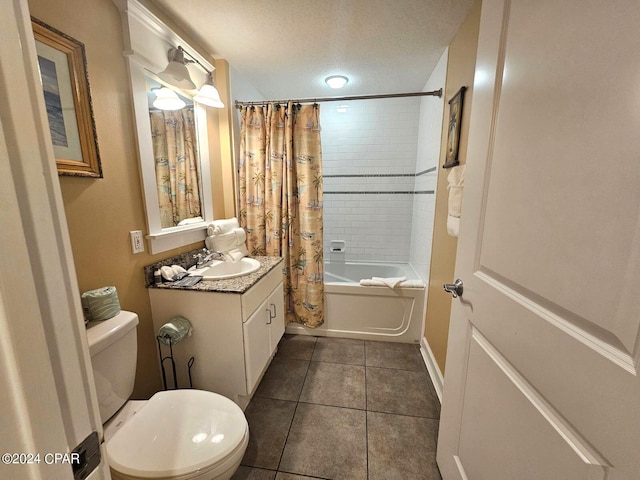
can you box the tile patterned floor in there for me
[231,335,442,480]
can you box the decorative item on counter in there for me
[169,275,203,288]
[160,265,189,281]
[81,286,121,322]
[157,315,193,346]
[154,269,162,285]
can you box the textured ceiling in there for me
[149,0,474,100]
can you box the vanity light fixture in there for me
[325,75,349,89]
[193,72,224,108]
[157,46,224,108]
[157,47,196,90]
[152,87,186,110]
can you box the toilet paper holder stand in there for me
[156,335,195,390]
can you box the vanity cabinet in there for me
[243,283,284,394]
[148,261,284,407]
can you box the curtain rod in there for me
[234,88,443,108]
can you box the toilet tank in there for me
[86,310,139,423]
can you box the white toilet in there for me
[86,310,249,480]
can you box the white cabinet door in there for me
[243,298,272,395]
[267,283,284,355]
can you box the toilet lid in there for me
[106,390,248,478]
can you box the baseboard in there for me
[420,336,444,403]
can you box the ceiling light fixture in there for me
[325,75,349,89]
[152,87,186,111]
[157,46,224,108]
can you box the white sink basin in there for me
[193,257,261,280]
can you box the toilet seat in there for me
[106,390,249,479]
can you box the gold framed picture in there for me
[32,17,102,177]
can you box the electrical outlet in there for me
[130,230,144,254]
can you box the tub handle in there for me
[443,279,464,298]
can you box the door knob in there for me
[443,279,463,298]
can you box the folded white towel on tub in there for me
[359,277,425,289]
[373,276,407,288]
[360,277,406,288]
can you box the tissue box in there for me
[81,286,121,322]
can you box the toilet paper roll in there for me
[158,316,193,346]
[81,286,121,322]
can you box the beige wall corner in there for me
[210,59,238,219]
[27,0,207,399]
[424,0,482,375]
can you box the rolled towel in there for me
[208,233,238,252]
[157,316,192,346]
[81,286,120,322]
[224,245,249,263]
[233,227,247,245]
[207,217,240,236]
[208,228,247,252]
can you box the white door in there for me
[0,1,107,478]
[437,1,640,479]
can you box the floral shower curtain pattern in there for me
[239,102,324,328]
[150,108,202,228]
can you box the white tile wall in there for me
[321,97,420,263]
[410,49,449,281]
[320,49,448,271]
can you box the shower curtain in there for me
[150,109,202,228]
[239,102,324,328]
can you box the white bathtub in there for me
[285,261,426,344]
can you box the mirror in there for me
[116,0,216,254]
[146,77,204,228]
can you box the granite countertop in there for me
[147,255,283,294]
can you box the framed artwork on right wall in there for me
[443,86,467,169]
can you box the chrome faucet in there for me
[193,249,225,268]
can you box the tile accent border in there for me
[323,166,437,179]
[323,167,437,195]
[324,190,434,195]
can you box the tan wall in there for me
[28,0,235,398]
[424,0,482,374]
